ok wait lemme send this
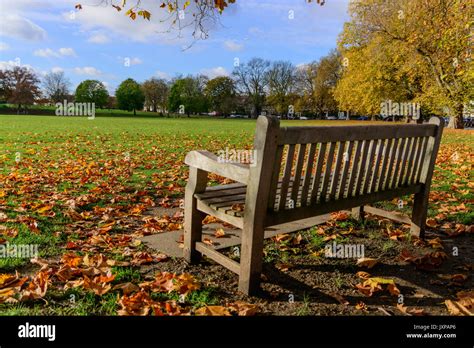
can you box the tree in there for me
[168,76,208,117]
[312,50,341,117]
[295,61,319,116]
[204,76,236,116]
[75,80,109,108]
[142,77,169,114]
[115,78,145,115]
[0,66,41,114]
[76,1,326,42]
[0,70,9,102]
[233,58,270,118]
[335,0,473,128]
[266,61,297,116]
[43,71,71,104]
[334,36,414,118]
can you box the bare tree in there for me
[294,50,341,117]
[266,61,297,116]
[232,58,270,118]
[43,71,71,104]
[295,61,318,110]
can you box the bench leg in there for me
[184,167,208,263]
[351,206,365,221]
[411,190,428,238]
[238,223,265,295]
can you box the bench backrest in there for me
[247,116,444,226]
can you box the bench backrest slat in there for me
[254,119,443,214]
[278,124,437,144]
[337,141,354,200]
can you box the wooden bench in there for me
[183,116,444,295]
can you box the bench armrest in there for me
[185,150,250,184]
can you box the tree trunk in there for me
[447,104,464,129]
[133,109,136,116]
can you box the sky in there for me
[0,0,350,94]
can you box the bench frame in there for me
[183,116,444,295]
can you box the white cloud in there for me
[34,47,76,58]
[60,1,195,44]
[126,57,142,66]
[0,60,33,70]
[88,33,110,44]
[223,40,244,52]
[0,42,9,51]
[248,26,264,36]
[101,81,115,94]
[200,66,229,79]
[58,47,76,56]
[1,15,46,41]
[155,70,171,80]
[51,66,64,73]
[34,48,58,58]
[74,66,102,76]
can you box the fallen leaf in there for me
[427,237,444,249]
[397,303,425,316]
[426,218,438,228]
[356,277,399,297]
[355,301,367,311]
[112,282,139,295]
[195,305,231,316]
[356,271,371,279]
[203,238,214,246]
[214,228,226,238]
[356,257,379,269]
[228,301,258,316]
[331,211,349,221]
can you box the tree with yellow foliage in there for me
[335,0,473,128]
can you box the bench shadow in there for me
[260,262,448,308]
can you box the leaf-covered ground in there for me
[0,116,472,316]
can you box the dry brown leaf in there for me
[202,238,214,246]
[112,282,139,295]
[356,271,371,279]
[228,301,258,316]
[82,275,112,296]
[397,303,425,316]
[118,291,153,316]
[356,257,379,269]
[214,228,226,238]
[331,211,349,221]
[19,270,50,301]
[195,305,231,316]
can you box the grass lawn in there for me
[0,115,472,316]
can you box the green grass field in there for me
[0,115,472,315]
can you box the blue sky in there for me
[0,0,350,94]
